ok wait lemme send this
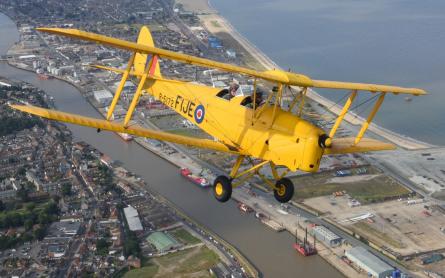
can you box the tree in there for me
[0,200,4,211]
[17,185,29,202]
[33,226,46,240]
[38,212,50,225]
[25,203,36,211]
[124,232,141,257]
[61,183,72,196]
[96,238,109,256]
[24,219,33,231]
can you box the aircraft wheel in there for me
[273,178,294,203]
[213,176,232,203]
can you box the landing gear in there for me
[212,156,294,204]
[273,178,294,203]
[213,176,232,203]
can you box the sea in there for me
[212,0,445,145]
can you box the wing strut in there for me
[107,52,136,121]
[354,92,386,144]
[329,90,357,138]
[123,55,158,127]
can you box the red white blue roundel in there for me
[194,104,205,124]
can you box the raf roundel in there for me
[194,104,205,124]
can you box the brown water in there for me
[0,12,343,278]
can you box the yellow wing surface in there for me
[37,27,426,96]
[9,104,242,154]
[324,137,395,155]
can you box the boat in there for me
[117,132,133,141]
[293,227,317,256]
[37,73,50,80]
[180,168,210,188]
[238,202,253,213]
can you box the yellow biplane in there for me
[10,26,426,203]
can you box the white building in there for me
[93,90,113,107]
[345,247,394,278]
[123,205,143,232]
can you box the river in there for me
[0,12,343,278]
[212,0,445,146]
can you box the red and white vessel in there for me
[293,227,317,256]
[180,168,210,188]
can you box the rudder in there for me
[134,26,162,78]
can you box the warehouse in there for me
[93,89,113,107]
[146,231,181,253]
[311,225,342,247]
[123,205,143,232]
[345,247,394,278]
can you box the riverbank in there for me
[190,0,434,150]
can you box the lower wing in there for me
[325,137,396,155]
[9,104,242,155]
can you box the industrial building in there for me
[146,231,181,253]
[345,247,394,278]
[123,205,143,232]
[93,89,113,107]
[311,225,342,247]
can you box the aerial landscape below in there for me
[0,0,444,278]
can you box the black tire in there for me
[273,178,294,203]
[213,176,232,203]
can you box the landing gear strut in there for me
[212,156,295,203]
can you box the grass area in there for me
[210,20,221,28]
[176,246,220,273]
[171,228,201,245]
[291,170,411,204]
[124,263,159,278]
[156,248,192,268]
[351,222,404,249]
[155,246,219,276]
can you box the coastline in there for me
[195,0,435,150]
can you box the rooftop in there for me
[123,205,143,231]
[146,231,180,252]
[345,246,393,274]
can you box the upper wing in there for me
[9,104,242,155]
[37,27,426,95]
[324,137,396,155]
[311,80,425,95]
[37,27,311,86]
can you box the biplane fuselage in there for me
[147,78,324,173]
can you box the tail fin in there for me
[135,26,162,78]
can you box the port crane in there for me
[10,26,426,203]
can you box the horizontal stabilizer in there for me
[9,104,241,154]
[90,64,144,77]
[324,137,396,155]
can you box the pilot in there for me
[245,91,264,109]
[223,82,240,100]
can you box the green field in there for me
[291,170,411,204]
[156,246,219,276]
[124,263,159,278]
[171,228,201,245]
